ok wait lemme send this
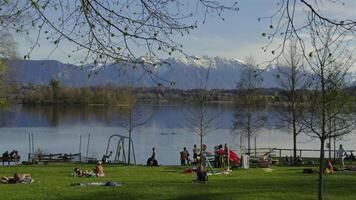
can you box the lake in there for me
[0,104,355,165]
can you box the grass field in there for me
[0,163,355,200]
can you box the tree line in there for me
[3,81,326,106]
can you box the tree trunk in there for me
[293,130,297,165]
[247,131,251,155]
[254,135,257,157]
[328,137,331,160]
[333,137,336,160]
[128,128,132,165]
[200,131,203,164]
[247,114,251,155]
[318,138,325,200]
[292,92,298,166]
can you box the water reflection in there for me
[0,104,354,165]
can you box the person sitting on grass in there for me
[73,167,95,177]
[94,161,105,177]
[73,168,90,177]
[73,167,83,177]
[73,162,104,177]
[325,160,334,174]
[195,164,208,182]
[0,173,32,184]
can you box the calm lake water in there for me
[0,104,355,165]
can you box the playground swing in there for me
[203,153,217,175]
[104,134,136,165]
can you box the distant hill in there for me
[5,56,355,89]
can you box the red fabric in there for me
[229,150,240,165]
[217,149,225,155]
[216,149,240,165]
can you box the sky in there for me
[14,0,356,66]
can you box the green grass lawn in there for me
[0,163,355,200]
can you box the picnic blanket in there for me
[71,181,121,187]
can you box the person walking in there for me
[337,144,347,168]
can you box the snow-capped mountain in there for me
[6,56,356,89]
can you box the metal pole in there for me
[79,135,82,162]
[28,133,31,162]
[254,136,257,157]
[240,134,243,153]
[31,132,35,155]
[86,133,90,163]
[131,140,136,165]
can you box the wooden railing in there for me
[247,148,355,159]
[0,156,20,165]
[28,153,81,163]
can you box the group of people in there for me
[180,145,202,166]
[180,143,234,168]
[73,161,105,177]
[0,173,32,184]
[213,144,230,168]
[1,150,20,165]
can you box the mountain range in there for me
[5,56,356,89]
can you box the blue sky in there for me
[15,0,356,65]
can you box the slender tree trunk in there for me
[318,66,326,200]
[328,116,332,159]
[128,128,132,164]
[318,138,325,200]
[333,137,336,160]
[200,133,203,163]
[292,105,297,165]
[247,130,251,155]
[247,115,251,155]
[200,102,204,164]
[254,135,257,157]
[328,137,331,160]
[293,129,297,165]
[290,53,298,166]
[127,105,133,165]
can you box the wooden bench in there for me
[0,156,20,165]
[35,153,81,163]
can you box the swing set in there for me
[104,134,136,164]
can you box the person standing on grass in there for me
[218,144,224,168]
[184,147,190,165]
[151,147,156,161]
[338,144,347,168]
[193,144,200,164]
[180,147,188,166]
[151,147,159,166]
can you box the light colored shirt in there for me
[338,147,346,159]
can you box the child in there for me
[325,160,334,174]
